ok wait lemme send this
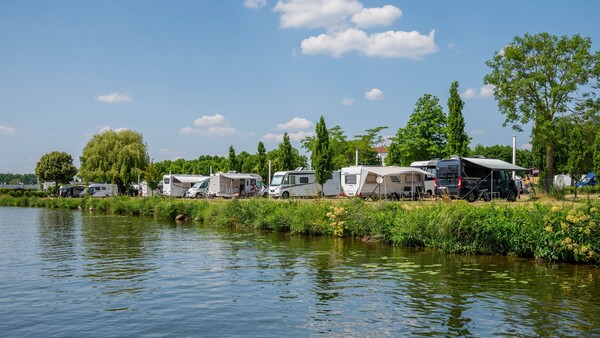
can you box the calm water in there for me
[1,207,599,337]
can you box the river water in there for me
[1,207,599,337]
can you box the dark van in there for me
[435,157,524,202]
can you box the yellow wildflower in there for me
[568,244,573,250]
[561,222,568,229]
[551,205,560,212]
[565,237,572,244]
[590,207,597,213]
[584,228,591,235]
[545,225,553,233]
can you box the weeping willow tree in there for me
[79,129,149,194]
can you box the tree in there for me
[228,145,237,172]
[279,132,294,171]
[35,151,77,190]
[311,116,333,195]
[143,161,163,196]
[484,32,600,192]
[446,81,470,156]
[79,129,149,194]
[256,141,268,181]
[566,125,588,198]
[594,133,600,181]
[388,94,447,165]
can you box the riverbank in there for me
[1,195,599,264]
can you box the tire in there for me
[466,191,477,203]
[282,191,290,199]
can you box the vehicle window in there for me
[299,177,308,184]
[390,176,400,183]
[271,175,283,186]
[164,178,170,184]
[289,176,296,184]
[345,175,357,184]
[365,174,377,184]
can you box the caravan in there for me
[208,172,267,198]
[269,169,340,198]
[85,183,118,197]
[409,159,439,197]
[340,166,430,200]
[162,174,207,197]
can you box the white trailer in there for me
[340,166,431,200]
[162,174,207,197]
[86,183,118,197]
[269,169,340,199]
[208,172,266,198]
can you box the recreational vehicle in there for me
[85,183,118,197]
[59,185,85,198]
[185,177,211,198]
[434,157,527,202]
[162,174,207,197]
[340,166,431,200]
[208,172,267,198]
[409,159,439,197]
[269,169,340,198]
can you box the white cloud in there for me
[479,84,495,98]
[194,114,226,126]
[301,28,438,59]
[462,85,495,100]
[0,125,17,135]
[521,143,532,150]
[99,126,128,133]
[274,0,362,30]
[470,129,486,136]
[204,126,238,136]
[159,148,184,156]
[341,97,355,105]
[351,5,402,28]
[276,117,313,130]
[244,0,267,9]
[365,88,384,100]
[262,130,315,142]
[95,92,132,103]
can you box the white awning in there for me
[172,175,208,184]
[356,166,431,194]
[461,157,527,171]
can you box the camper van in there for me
[208,172,267,198]
[185,177,211,198]
[410,159,438,197]
[340,166,430,200]
[269,169,340,198]
[85,183,118,197]
[435,157,526,202]
[59,185,85,198]
[162,174,207,197]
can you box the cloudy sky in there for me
[1,0,599,173]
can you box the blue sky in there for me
[1,1,599,173]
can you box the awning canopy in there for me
[218,172,261,180]
[172,175,208,184]
[356,166,431,194]
[461,157,527,171]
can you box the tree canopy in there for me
[311,116,333,191]
[446,81,470,156]
[484,32,600,191]
[79,129,149,194]
[35,151,77,187]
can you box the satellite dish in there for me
[376,176,384,184]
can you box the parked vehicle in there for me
[554,174,573,189]
[409,159,438,197]
[59,185,85,198]
[340,166,430,200]
[162,174,207,197]
[269,168,340,198]
[84,183,118,197]
[208,172,267,198]
[577,172,597,188]
[185,177,211,198]
[434,157,527,202]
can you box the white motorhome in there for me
[269,169,340,198]
[162,174,207,197]
[86,183,118,197]
[410,159,439,197]
[185,177,211,198]
[208,172,267,198]
[340,166,431,200]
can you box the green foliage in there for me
[311,116,333,190]
[257,141,268,180]
[566,125,589,198]
[0,173,38,185]
[79,129,149,194]
[594,133,600,177]
[484,32,600,192]
[446,81,470,156]
[35,151,77,187]
[279,133,294,171]
[228,145,238,172]
[388,94,447,165]
[143,162,163,191]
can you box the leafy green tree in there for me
[143,161,163,196]
[79,129,149,194]
[35,151,77,190]
[388,94,447,165]
[594,133,600,179]
[566,125,588,198]
[256,141,268,181]
[311,116,333,194]
[279,132,294,171]
[228,145,237,172]
[471,144,534,169]
[484,32,600,192]
[446,81,470,156]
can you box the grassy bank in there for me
[1,195,599,264]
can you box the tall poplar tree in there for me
[446,81,470,156]
[311,116,333,194]
[228,145,237,172]
[257,141,268,181]
[279,132,294,171]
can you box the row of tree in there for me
[30,32,600,194]
[0,173,38,185]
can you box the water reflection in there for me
[37,209,78,278]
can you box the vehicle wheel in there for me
[282,191,290,199]
[466,191,477,203]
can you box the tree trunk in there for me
[544,142,555,193]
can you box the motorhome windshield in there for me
[271,175,284,186]
[192,181,203,188]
